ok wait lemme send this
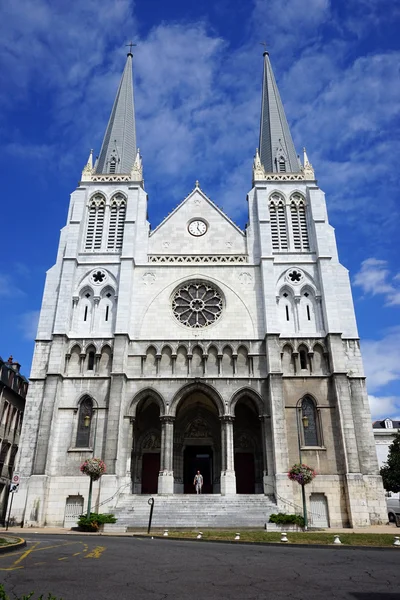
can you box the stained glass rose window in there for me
[172,282,223,328]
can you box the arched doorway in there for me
[173,391,221,494]
[233,397,263,494]
[131,397,161,494]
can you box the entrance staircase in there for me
[107,494,278,530]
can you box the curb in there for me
[0,536,26,554]
[132,534,400,552]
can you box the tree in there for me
[380,431,400,493]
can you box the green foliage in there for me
[0,584,62,600]
[77,512,117,532]
[380,431,400,493]
[269,513,305,527]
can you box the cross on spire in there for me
[126,41,136,56]
[260,41,269,54]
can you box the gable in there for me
[148,187,246,256]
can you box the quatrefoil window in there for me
[90,270,107,285]
[172,282,223,328]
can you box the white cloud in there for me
[0,274,24,298]
[362,327,400,392]
[18,310,40,341]
[354,258,400,306]
[368,395,400,421]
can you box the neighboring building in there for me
[13,50,386,529]
[0,356,28,524]
[373,418,400,499]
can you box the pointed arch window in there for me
[76,397,93,447]
[269,198,288,250]
[109,157,117,174]
[290,196,310,251]
[85,195,105,251]
[300,396,321,447]
[107,196,126,251]
[278,157,286,173]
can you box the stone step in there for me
[110,494,278,528]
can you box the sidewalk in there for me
[1,524,399,536]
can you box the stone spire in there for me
[259,52,300,174]
[95,52,137,175]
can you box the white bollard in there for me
[394,536,400,546]
[163,529,168,537]
[333,535,342,545]
[281,532,288,543]
[235,533,240,540]
[197,532,203,539]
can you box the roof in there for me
[373,419,400,429]
[259,52,300,174]
[95,53,137,175]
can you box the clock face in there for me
[188,219,207,236]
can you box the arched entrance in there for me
[131,397,161,494]
[233,397,263,494]
[173,391,221,494]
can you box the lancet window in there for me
[76,396,93,447]
[269,196,288,250]
[300,396,321,447]
[107,195,126,251]
[269,193,310,252]
[290,195,309,251]
[85,195,106,251]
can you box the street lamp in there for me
[84,409,98,518]
[296,405,309,530]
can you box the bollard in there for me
[394,536,400,546]
[281,532,288,543]
[197,532,203,539]
[235,533,240,540]
[333,535,342,545]
[163,529,168,537]
[147,497,155,534]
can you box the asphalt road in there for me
[0,534,399,600]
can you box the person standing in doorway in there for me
[193,470,203,494]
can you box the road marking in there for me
[58,557,69,561]
[13,542,40,566]
[73,552,81,556]
[85,546,106,559]
[0,566,24,571]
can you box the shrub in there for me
[0,584,62,600]
[77,512,117,532]
[269,513,305,527]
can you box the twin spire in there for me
[86,49,313,181]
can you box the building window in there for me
[85,195,105,251]
[278,157,286,172]
[109,157,117,174]
[76,397,93,447]
[290,196,310,251]
[300,396,320,446]
[269,197,288,250]
[88,352,95,371]
[107,196,126,251]
[172,281,223,328]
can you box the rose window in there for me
[172,282,223,328]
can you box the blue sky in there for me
[0,0,399,419]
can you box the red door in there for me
[141,453,160,494]
[235,453,255,494]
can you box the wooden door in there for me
[141,453,160,494]
[235,453,255,494]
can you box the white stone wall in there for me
[12,173,388,528]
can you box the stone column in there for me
[158,416,174,494]
[260,415,274,495]
[220,416,236,495]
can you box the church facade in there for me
[13,51,386,528]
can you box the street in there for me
[0,534,399,599]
